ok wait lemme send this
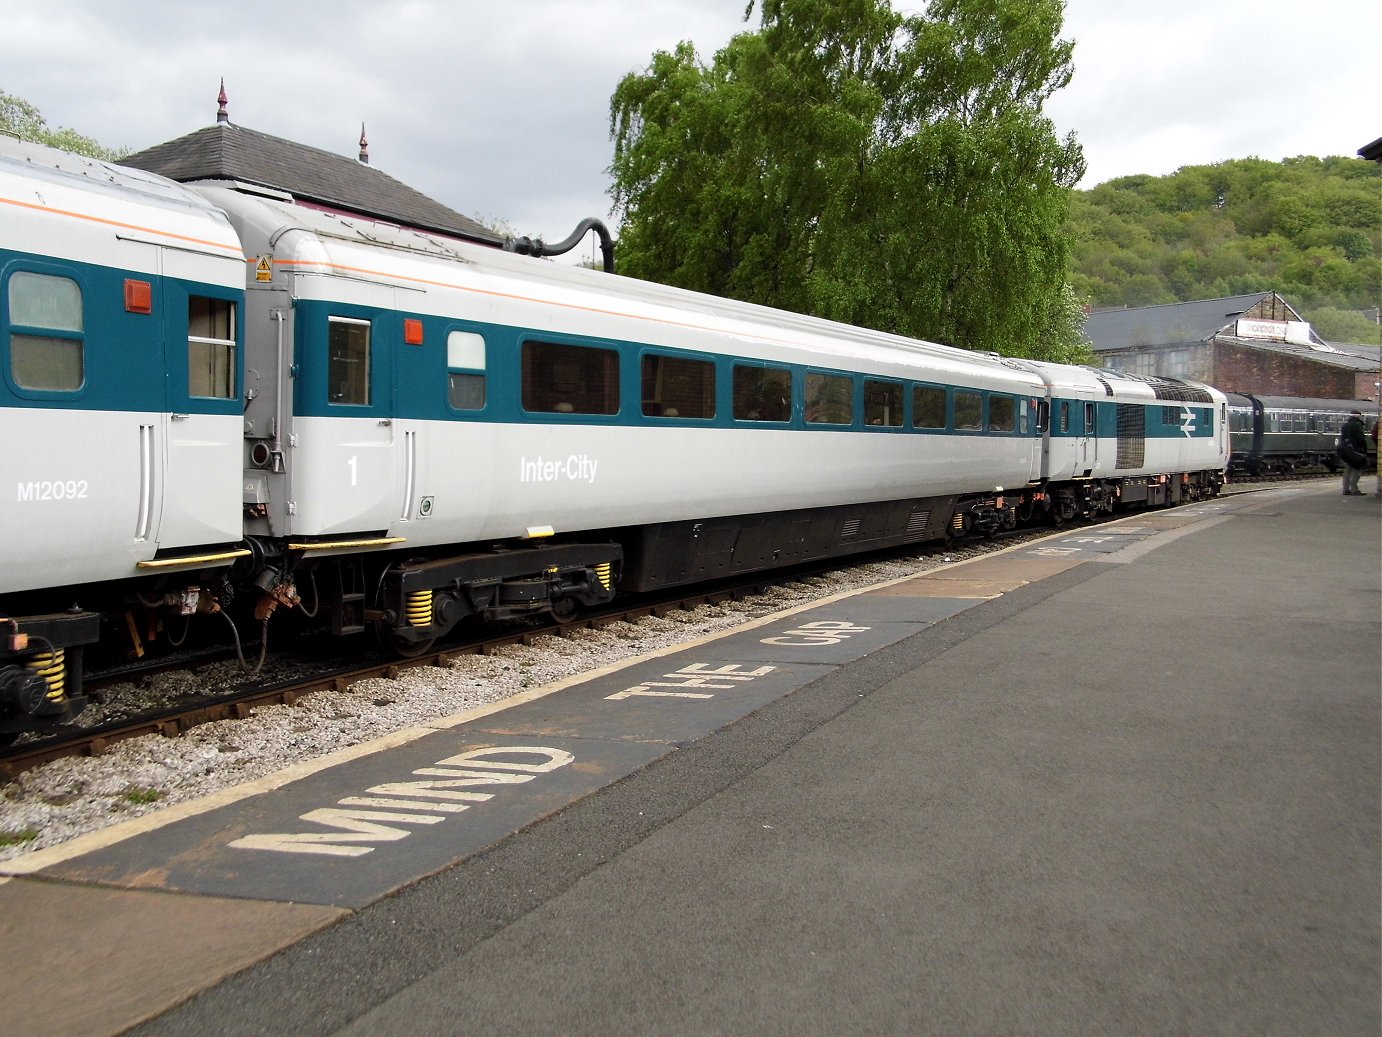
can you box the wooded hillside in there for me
[1068,156,1381,343]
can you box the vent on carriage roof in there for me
[122,94,502,247]
[1144,376,1214,404]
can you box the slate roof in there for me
[1220,336,1381,374]
[122,122,503,246]
[1084,292,1379,374]
[1083,293,1292,351]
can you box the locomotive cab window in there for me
[642,353,714,419]
[732,364,791,422]
[328,317,371,405]
[805,372,853,425]
[188,296,236,399]
[912,384,946,429]
[523,340,619,415]
[8,271,84,392]
[447,330,486,411]
[863,379,903,427]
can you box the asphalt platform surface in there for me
[7,482,1380,1036]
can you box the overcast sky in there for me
[3,1,1377,260]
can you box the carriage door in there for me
[1080,400,1098,474]
[158,267,243,550]
[315,312,398,535]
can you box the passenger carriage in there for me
[0,138,246,729]
[1224,392,1370,475]
[208,187,1051,650]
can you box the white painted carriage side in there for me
[287,417,1041,542]
[1,410,245,593]
[159,412,245,551]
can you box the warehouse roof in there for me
[1084,292,1378,374]
[1082,293,1306,350]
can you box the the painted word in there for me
[761,619,872,646]
[520,454,599,484]
[227,744,574,858]
[605,662,777,701]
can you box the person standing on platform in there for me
[1337,410,1369,496]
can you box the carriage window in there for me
[954,390,982,431]
[642,354,714,419]
[328,317,371,405]
[447,330,486,410]
[522,340,619,415]
[1059,401,1070,433]
[989,395,1015,433]
[864,379,903,427]
[732,364,791,422]
[912,385,947,429]
[188,296,236,399]
[805,373,853,425]
[1083,402,1096,435]
[8,271,84,391]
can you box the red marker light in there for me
[124,279,152,314]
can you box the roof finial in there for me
[358,123,369,165]
[216,79,229,124]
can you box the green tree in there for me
[1068,155,1381,317]
[0,88,125,160]
[1309,307,1381,345]
[609,0,1086,361]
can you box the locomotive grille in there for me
[905,508,931,540]
[1145,377,1214,403]
[1116,404,1146,469]
[840,518,862,541]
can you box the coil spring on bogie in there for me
[405,590,434,628]
[594,562,612,591]
[26,649,65,704]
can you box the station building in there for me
[1083,292,1381,403]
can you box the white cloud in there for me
[3,0,1376,243]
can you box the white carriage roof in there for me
[122,121,504,249]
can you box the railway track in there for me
[0,478,1321,782]
[0,585,758,781]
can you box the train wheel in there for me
[549,597,582,625]
[374,622,437,659]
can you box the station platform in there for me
[3,483,1378,1037]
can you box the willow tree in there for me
[0,89,125,160]
[609,0,1088,361]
